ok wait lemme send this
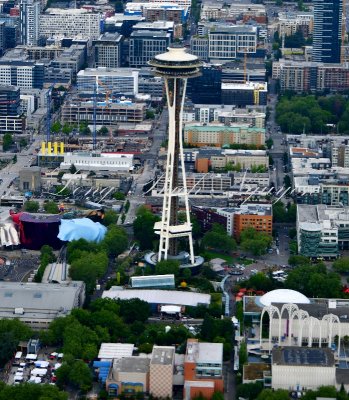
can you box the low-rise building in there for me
[61,99,146,125]
[221,82,267,106]
[296,204,349,259]
[102,288,211,310]
[272,347,335,391]
[184,123,265,148]
[149,346,175,398]
[184,339,224,400]
[0,281,85,329]
[130,274,175,289]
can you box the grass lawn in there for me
[204,251,253,265]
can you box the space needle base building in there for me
[145,46,204,272]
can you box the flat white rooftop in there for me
[98,343,134,360]
[102,288,211,307]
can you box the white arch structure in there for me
[260,305,281,354]
[322,314,341,357]
[260,303,342,357]
[291,309,309,346]
[281,303,299,345]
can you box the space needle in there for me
[145,46,204,271]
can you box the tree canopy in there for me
[133,206,160,250]
[0,320,32,367]
[285,263,343,298]
[276,94,349,134]
[240,227,272,256]
[272,202,297,223]
[333,257,349,274]
[0,383,68,400]
[155,259,180,277]
[24,200,40,213]
[201,223,237,254]
[44,201,59,214]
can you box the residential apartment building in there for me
[192,148,268,172]
[184,123,265,148]
[313,0,343,63]
[39,9,101,40]
[129,30,171,68]
[0,60,44,89]
[77,68,139,95]
[232,204,272,238]
[331,143,349,167]
[184,104,265,127]
[93,33,123,68]
[184,339,223,400]
[277,12,313,37]
[273,60,349,93]
[208,25,257,61]
[61,99,146,125]
[19,0,40,45]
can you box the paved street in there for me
[0,136,42,197]
[123,109,168,224]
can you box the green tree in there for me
[69,164,77,174]
[98,126,109,135]
[211,392,224,400]
[265,138,273,149]
[333,257,349,273]
[51,121,62,133]
[202,223,237,254]
[257,389,289,400]
[155,259,180,277]
[68,360,93,392]
[102,209,118,226]
[0,320,32,367]
[283,175,292,189]
[239,342,248,369]
[133,206,160,250]
[19,138,28,148]
[113,191,126,200]
[118,299,151,323]
[240,227,272,256]
[62,123,73,135]
[288,255,310,267]
[145,110,155,119]
[69,252,108,293]
[101,225,128,256]
[44,201,59,214]
[285,264,342,298]
[2,133,13,151]
[24,200,40,213]
[237,382,263,400]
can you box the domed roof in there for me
[259,289,310,307]
[155,47,198,62]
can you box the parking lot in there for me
[6,349,62,386]
[0,251,40,282]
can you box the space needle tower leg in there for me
[149,46,202,265]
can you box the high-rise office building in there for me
[313,0,343,63]
[20,0,40,46]
[0,85,20,116]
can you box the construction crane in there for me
[92,77,114,150]
[46,86,54,143]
